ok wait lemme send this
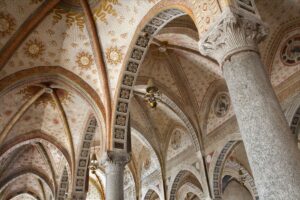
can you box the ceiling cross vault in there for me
[0,0,300,199]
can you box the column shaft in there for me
[223,51,300,199]
[199,7,300,199]
[104,151,130,200]
[106,162,125,200]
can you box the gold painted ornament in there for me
[0,12,16,37]
[23,39,45,59]
[76,51,94,69]
[105,46,123,65]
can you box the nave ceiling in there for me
[0,0,300,199]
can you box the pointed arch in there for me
[169,169,203,200]
[144,189,160,200]
[0,167,54,196]
[112,5,196,152]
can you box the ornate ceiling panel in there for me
[2,10,103,98]
[257,0,300,71]
[6,101,67,146]
[43,141,67,182]
[2,174,45,200]
[139,49,182,100]
[270,29,300,86]
[6,104,46,141]
[95,0,162,96]
[206,95,234,134]
[0,86,29,133]
[0,0,45,49]
[166,128,192,161]
[60,90,91,151]
[178,54,217,110]
[146,105,180,140]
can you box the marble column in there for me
[103,151,130,200]
[199,8,300,200]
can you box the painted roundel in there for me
[214,92,230,117]
[281,34,300,66]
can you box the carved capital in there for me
[102,151,131,173]
[199,7,268,65]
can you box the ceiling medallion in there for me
[213,92,230,118]
[105,46,123,65]
[23,39,45,59]
[281,34,300,66]
[76,51,94,69]
[0,12,16,37]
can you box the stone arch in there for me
[72,116,98,198]
[0,68,106,197]
[222,160,258,199]
[208,140,245,199]
[177,182,204,200]
[112,5,200,152]
[0,66,106,145]
[0,167,54,196]
[169,169,203,200]
[0,130,72,176]
[0,131,72,198]
[57,166,69,200]
[144,189,160,200]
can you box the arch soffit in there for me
[73,116,98,193]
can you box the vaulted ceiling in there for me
[0,0,300,199]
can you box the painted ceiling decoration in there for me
[0,0,300,199]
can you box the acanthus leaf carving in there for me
[199,7,268,65]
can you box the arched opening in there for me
[144,189,160,200]
[169,170,203,200]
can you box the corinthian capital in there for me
[199,7,268,65]
[102,151,131,172]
